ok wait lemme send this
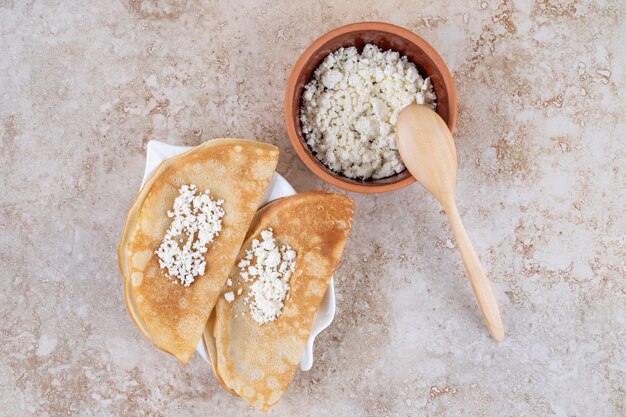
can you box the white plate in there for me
[141,140,335,371]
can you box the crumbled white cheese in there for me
[300,44,437,180]
[155,184,225,287]
[236,228,296,324]
[224,291,235,303]
[226,278,232,286]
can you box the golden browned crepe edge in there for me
[203,312,240,397]
[118,138,279,363]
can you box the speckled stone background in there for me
[1,0,624,416]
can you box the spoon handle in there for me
[444,201,504,341]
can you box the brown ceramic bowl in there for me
[284,22,457,194]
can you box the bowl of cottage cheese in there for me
[285,22,457,193]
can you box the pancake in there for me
[118,139,278,364]
[203,191,354,410]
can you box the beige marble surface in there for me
[1,0,624,416]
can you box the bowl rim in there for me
[284,21,458,194]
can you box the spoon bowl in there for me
[397,104,458,203]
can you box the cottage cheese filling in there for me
[300,43,437,180]
[155,184,225,287]
[234,228,296,324]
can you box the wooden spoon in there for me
[396,104,504,341]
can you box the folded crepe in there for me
[203,191,354,411]
[118,139,279,364]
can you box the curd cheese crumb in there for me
[237,228,296,324]
[224,291,235,303]
[300,44,437,180]
[155,184,224,287]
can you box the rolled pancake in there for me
[203,191,354,410]
[118,139,278,364]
